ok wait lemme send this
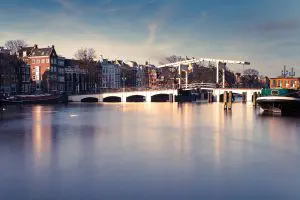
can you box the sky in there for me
[1,0,300,76]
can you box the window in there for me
[46,59,49,63]
[271,90,279,95]
[42,59,45,64]
[36,59,40,64]
[291,80,296,88]
[32,59,35,64]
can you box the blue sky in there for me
[1,0,300,76]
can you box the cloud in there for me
[147,23,157,44]
[54,0,77,11]
[257,19,300,32]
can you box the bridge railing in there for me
[184,83,217,90]
[99,87,177,94]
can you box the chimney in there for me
[34,44,38,49]
[52,45,55,49]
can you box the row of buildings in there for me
[0,44,162,96]
[2,43,293,96]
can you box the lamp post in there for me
[182,70,188,89]
[122,76,127,92]
[281,65,288,78]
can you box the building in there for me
[18,44,59,93]
[119,61,137,89]
[0,48,31,95]
[135,65,148,88]
[64,59,88,94]
[17,61,31,94]
[0,47,11,55]
[100,59,121,90]
[0,54,17,96]
[57,57,66,92]
[270,77,300,89]
[145,64,158,89]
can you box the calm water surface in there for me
[0,103,300,200]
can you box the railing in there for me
[183,83,217,90]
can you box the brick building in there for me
[270,77,300,89]
[18,44,61,93]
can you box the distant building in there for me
[100,59,121,90]
[270,77,300,89]
[119,61,137,89]
[57,57,66,92]
[18,44,59,93]
[145,64,158,89]
[64,59,87,94]
[0,47,11,55]
[135,65,148,88]
[0,54,17,95]
[17,62,31,94]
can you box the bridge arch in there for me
[151,93,172,102]
[103,96,121,102]
[126,95,145,102]
[81,97,99,103]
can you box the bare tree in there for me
[4,40,28,54]
[243,68,259,76]
[74,48,97,61]
[74,48,100,93]
[158,55,185,65]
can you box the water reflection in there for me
[32,106,53,168]
[0,103,300,199]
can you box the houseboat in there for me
[257,88,300,115]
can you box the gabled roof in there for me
[19,45,56,58]
[31,47,53,57]
[18,47,34,57]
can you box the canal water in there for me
[0,103,300,200]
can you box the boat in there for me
[0,93,67,105]
[257,88,300,115]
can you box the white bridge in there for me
[69,89,178,102]
[69,86,261,103]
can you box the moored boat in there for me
[257,88,300,115]
[0,93,67,105]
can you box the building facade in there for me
[0,54,17,96]
[17,62,31,94]
[100,59,121,90]
[64,59,88,94]
[18,44,59,93]
[56,57,66,92]
[270,77,300,89]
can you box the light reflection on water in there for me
[0,103,300,200]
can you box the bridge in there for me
[69,86,261,103]
[69,89,178,103]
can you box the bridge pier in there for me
[247,92,253,102]
[121,96,126,103]
[146,94,151,102]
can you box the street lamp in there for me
[182,69,188,89]
[122,76,127,92]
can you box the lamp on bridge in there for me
[122,76,127,92]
